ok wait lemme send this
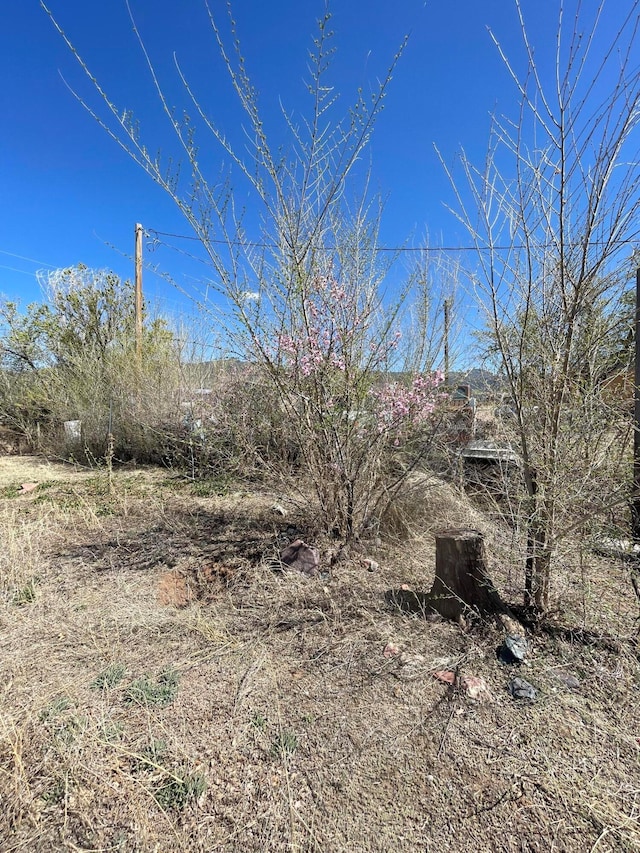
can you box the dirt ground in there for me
[0,456,639,852]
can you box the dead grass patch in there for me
[0,458,638,851]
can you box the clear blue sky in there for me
[0,0,624,324]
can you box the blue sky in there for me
[0,0,625,327]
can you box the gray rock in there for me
[508,677,537,701]
[554,671,580,690]
[498,634,529,665]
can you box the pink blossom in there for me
[371,372,445,440]
[276,277,354,377]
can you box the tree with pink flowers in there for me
[252,258,446,537]
[44,4,448,538]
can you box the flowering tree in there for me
[43,3,449,538]
[261,270,445,536]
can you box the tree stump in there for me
[430,528,506,620]
[385,528,516,624]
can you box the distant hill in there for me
[181,360,506,399]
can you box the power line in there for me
[0,249,56,268]
[147,229,201,243]
[146,227,639,255]
[0,264,40,277]
[146,227,494,252]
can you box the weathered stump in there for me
[385,528,509,622]
[430,528,506,620]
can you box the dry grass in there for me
[0,457,639,852]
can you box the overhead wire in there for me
[0,249,57,268]
[0,249,60,283]
[146,227,640,254]
[0,264,41,277]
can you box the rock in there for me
[279,539,320,577]
[18,482,38,494]
[362,558,379,572]
[554,671,580,690]
[499,614,525,635]
[508,677,537,701]
[461,675,491,702]
[497,634,529,665]
[505,634,529,661]
[592,536,640,558]
[432,669,456,685]
[398,652,425,679]
[383,642,402,658]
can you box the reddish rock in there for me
[279,539,320,576]
[383,642,402,658]
[18,482,38,494]
[432,670,456,685]
[461,675,491,701]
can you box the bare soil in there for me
[0,457,639,852]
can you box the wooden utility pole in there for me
[135,222,143,366]
[632,268,640,540]
[443,298,452,385]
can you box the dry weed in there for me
[0,459,638,851]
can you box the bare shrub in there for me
[440,0,640,610]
